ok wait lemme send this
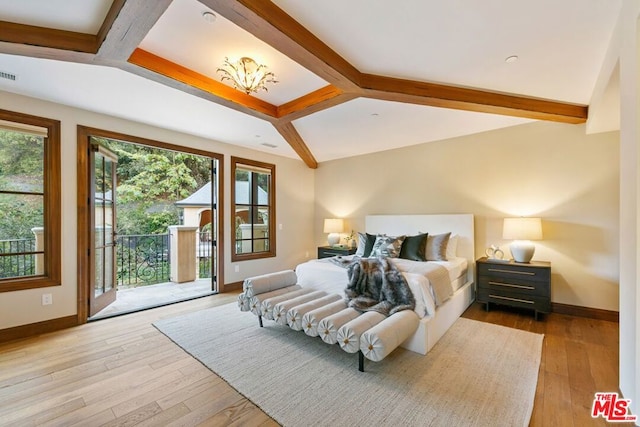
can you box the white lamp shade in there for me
[323,218,344,234]
[502,218,542,240]
[503,217,542,263]
[324,218,343,246]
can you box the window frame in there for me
[231,156,276,262]
[0,109,61,292]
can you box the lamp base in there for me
[327,233,340,246]
[510,240,535,263]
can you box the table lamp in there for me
[323,218,344,246]
[502,217,543,263]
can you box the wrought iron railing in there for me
[116,234,170,288]
[198,231,213,279]
[0,238,35,279]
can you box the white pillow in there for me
[447,234,458,260]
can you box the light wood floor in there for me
[0,294,627,426]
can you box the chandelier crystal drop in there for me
[216,57,278,95]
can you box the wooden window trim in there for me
[0,109,61,292]
[231,156,276,262]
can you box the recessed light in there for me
[505,55,519,64]
[202,11,216,23]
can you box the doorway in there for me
[77,127,224,322]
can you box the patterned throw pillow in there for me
[424,232,451,261]
[369,234,406,258]
[355,232,377,257]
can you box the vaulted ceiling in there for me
[0,0,621,167]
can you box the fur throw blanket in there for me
[341,257,415,316]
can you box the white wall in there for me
[0,91,315,330]
[618,0,640,417]
[314,121,620,311]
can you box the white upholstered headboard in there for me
[365,214,475,282]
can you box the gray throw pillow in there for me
[424,232,451,261]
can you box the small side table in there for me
[475,257,551,320]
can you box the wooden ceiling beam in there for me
[95,0,171,62]
[0,21,97,54]
[277,85,358,121]
[273,121,317,169]
[360,74,588,124]
[128,48,278,121]
[198,0,361,91]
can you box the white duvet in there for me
[294,256,468,319]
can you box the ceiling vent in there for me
[260,142,278,148]
[0,71,17,81]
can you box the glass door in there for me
[89,143,118,316]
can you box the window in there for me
[231,157,275,261]
[0,110,61,292]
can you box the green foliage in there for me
[0,130,44,241]
[90,137,212,235]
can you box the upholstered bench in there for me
[240,270,419,371]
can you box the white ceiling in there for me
[0,0,623,163]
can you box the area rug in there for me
[154,303,543,427]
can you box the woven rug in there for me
[154,303,543,427]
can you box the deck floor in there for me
[91,278,215,320]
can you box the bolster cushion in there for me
[303,299,348,337]
[337,312,386,353]
[272,291,328,325]
[317,308,361,345]
[243,270,298,298]
[261,288,317,320]
[238,292,251,312]
[248,285,301,316]
[286,294,342,331]
[360,310,420,362]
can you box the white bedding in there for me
[295,256,468,319]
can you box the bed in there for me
[295,213,475,355]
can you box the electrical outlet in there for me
[305,251,309,258]
[279,223,283,230]
[42,293,52,306]
[234,265,239,273]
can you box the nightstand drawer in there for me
[478,262,550,283]
[478,287,551,312]
[478,276,549,297]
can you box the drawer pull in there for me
[488,281,535,290]
[489,294,535,304]
[487,268,535,276]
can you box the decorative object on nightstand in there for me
[323,218,344,246]
[502,217,543,263]
[317,246,357,259]
[476,257,551,320]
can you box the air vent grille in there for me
[0,71,17,81]
[260,142,278,148]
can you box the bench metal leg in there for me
[258,315,263,328]
[358,350,364,372]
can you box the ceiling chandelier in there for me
[217,57,278,95]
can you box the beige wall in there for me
[315,121,619,311]
[0,91,315,330]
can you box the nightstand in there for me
[476,257,551,320]
[317,246,357,259]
